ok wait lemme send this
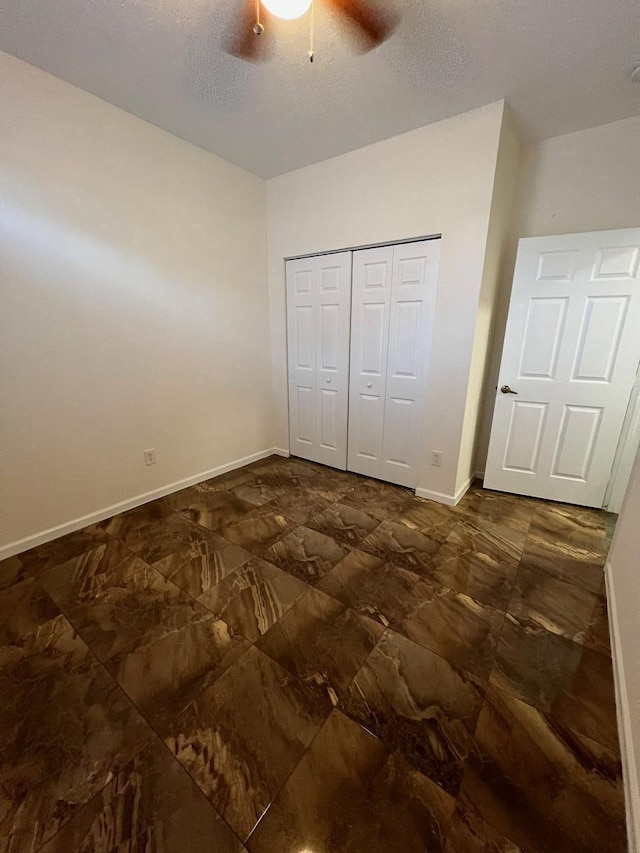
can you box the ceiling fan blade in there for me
[225,0,269,61]
[324,0,398,50]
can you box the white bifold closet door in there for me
[286,252,352,469]
[347,240,440,487]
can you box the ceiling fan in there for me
[226,0,398,62]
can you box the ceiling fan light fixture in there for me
[261,0,312,21]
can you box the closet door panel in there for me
[286,253,351,469]
[355,393,383,460]
[381,396,415,472]
[347,246,394,477]
[287,258,317,460]
[381,241,440,487]
[294,305,315,370]
[295,386,315,446]
[315,253,352,468]
[319,387,339,450]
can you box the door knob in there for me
[326,378,331,383]
[367,382,373,388]
[500,385,518,395]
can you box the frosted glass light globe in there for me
[262,0,312,20]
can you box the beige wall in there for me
[606,447,640,851]
[457,109,521,492]
[476,116,640,472]
[514,115,640,238]
[0,53,272,553]
[267,102,505,501]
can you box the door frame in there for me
[284,233,441,262]
[604,366,640,512]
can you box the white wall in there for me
[267,102,505,501]
[476,116,640,473]
[0,53,272,553]
[607,447,640,852]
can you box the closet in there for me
[286,239,440,488]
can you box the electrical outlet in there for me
[431,451,442,468]
[143,448,157,466]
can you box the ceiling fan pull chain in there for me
[253,0,264,36]
[308,0,315,62]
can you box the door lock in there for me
[500,385,518,395]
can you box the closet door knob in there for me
[326,378,331,383]
[367,382,373,388]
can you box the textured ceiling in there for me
[1,0,638,177]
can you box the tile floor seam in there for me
[42,559,201,660]
[107,603,252,663]
[22,571,160,850]
[76,568,259,732]
[384,581,505,677]
[28,553,258,741]
[214,515,295,554]
[253,581,374,665]
[517,553,607,594]
[27,569,161,720]
[336,620,491,800]
[243,705,390,852]
[36,577,257,849]
[21,527,121,577]
[115,628,256,741]
[450,760,524,853]
[503,556,609,648]
[480,549,588,738]
[152,728,248,851]
[35,726,245,853]
[35,537,152,587]
[482,596,515,703]
[31,730,160,853]
[195,556,312,641]
[486,678,621,761]
[159,644,326,841]
[485,633,620,757]
[336,621,395,715]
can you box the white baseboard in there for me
[0,447,285,561]
[415,474,474,507]
[474,470,485,481]
[605,560,640,853]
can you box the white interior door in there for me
[286,252,352,469]
[346,245,393,479]
[348,240,439,488]
[485,228,640,507]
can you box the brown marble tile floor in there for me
[0,458,626,852]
